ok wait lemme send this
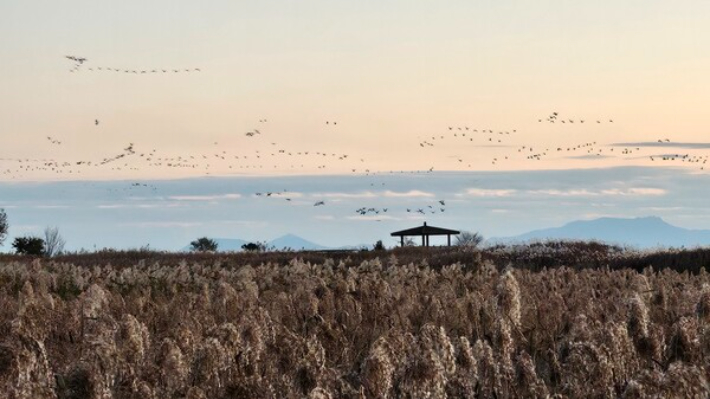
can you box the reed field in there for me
[1,243,710,398]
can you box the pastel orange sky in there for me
[2,1,710,181]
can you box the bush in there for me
[190,237,218,252]
[44,226,66,257]
[12,236,45,256]
[0,209,7,246]
[403,237,416,247]
[455,231,484,248]
[241,242,267,252]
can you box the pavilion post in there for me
[447,234,451,246]
[401,236,404,247]
[422,234,425,246]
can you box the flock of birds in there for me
[418,128,514,148]
[66,55,200,74]
[2,56,709,223]
[412,111,709,172]
[540,111,614,124]
[349,199,448,222]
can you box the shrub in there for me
[241,242,266,252]
[0,208,7,246]
[455,231,484,248]
[190,237,218,252]
[12,236,45,256]
[403,237,417,247]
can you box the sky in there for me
[1,1,710,249]
[2,167,710,251]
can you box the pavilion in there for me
[390,222,460,247]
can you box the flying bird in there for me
[65,55,87,64]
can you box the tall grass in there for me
[0,245,709,398]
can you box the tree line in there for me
[1,208,483,256]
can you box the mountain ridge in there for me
[489,216,710,248]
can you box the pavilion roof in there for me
[390,222,460,237]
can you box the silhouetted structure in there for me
[391,222,460,247]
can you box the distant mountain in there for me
[181,234,328,252]
[181,238,249,252]
[267,234,328,250]
[212,238,250,251]
[489,216,710,248]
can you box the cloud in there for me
[216,220,269,227]
[168,194,242,201]
[383,190,435,198]
[603,188,666,196]
[315,215,335,221]
[491,209,510,214]
[310,190,434,200]
[567,154,614,160]
[527,189,598,197]
[120,219,267,228]
[119,221,204,228]
[253,192,304,199]
[639,206,687,212]
[612,142,710,149]
[2,167,705,251]
[98,203,176,209]
[582,213,626,219]
[97,204,126,209]
[312,191,377,199]
[649,154,694,158]
[347,215,399,221]
[460,188,517,197]
[527,188,666,197]
[127,196,164,201]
